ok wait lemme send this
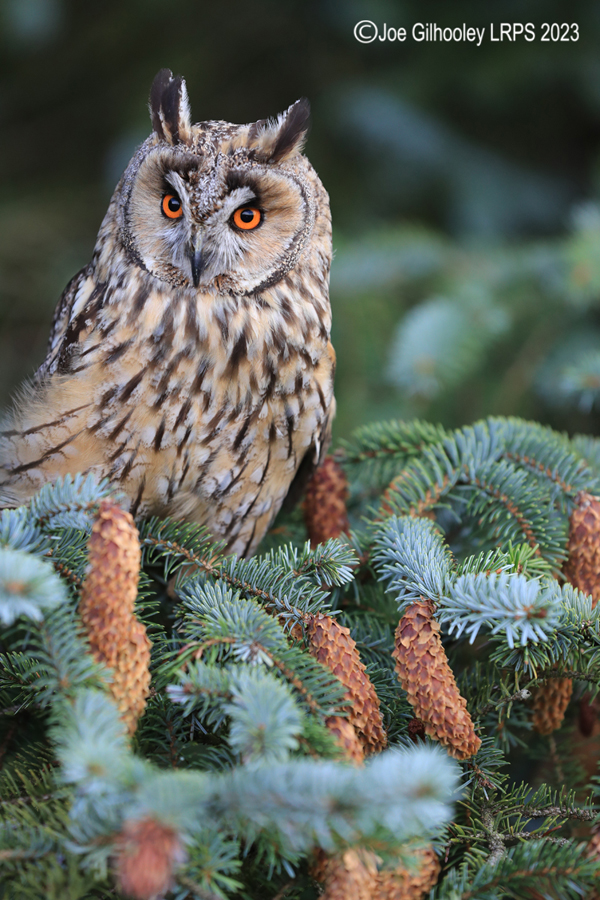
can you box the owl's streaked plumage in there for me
[0,69,334,557]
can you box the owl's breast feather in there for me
[0,271,335,557]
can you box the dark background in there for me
[2,0,600,441]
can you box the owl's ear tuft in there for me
[253,98,310,163]
[149,68,192,146]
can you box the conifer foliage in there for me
[4,417,600,897]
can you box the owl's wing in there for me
[36,264,93,379]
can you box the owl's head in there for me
[116,69,324,295]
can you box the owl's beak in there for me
[188,229,204,288]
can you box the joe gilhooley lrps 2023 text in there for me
[353,22,580,45]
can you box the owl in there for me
[0,69,334,557]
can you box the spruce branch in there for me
[489,416,599,497]
[442,840,599,900]
[139,520,354,628]
[481,806,506,866]
[340,419,449,488]
[224,669,303,764]
[167,581,347,724]
[440,573,562,647]
[168,663,307,765]
[374,515,565,649]
[373,515,454,610]
[51,686,460,874]
[475,688,532,718]
[572,434,600,478]
[519,806,597,823]
[0,507,47,554]
[0,548,67,625]
[28,473,117,532]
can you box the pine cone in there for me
[325,715,365,764]
[79,500,151,734]
[563,492,600,606]
[579,695,600,737]
[115,816,184,899]
[373,845,440,900]
[531,675,573,735]
[407,718,426,742]
[392,599,481,760]
[303,456,349,547]
[312,717,366,894]
[306,612,387,755]
[557,493,600,738]
[312,848,378,900]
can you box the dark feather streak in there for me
[175,398,192,428]
[104,339,133,365]
[225,332,247,377]
[176,424,193,456]
[10,431,81,474]
[153,416,166,451]
[0,404,91,438]
[108,409,133,441]
[130,475,146,515]
[120,370,145,401]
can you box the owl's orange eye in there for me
[232,206,262,230]
[162,193,183,219]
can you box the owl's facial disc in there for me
[127,148,312,294]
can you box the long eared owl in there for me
[0,69,334,557]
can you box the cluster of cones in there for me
[304,464,600,894]
[75,464,600,899]
[304,606,441,898]
[303,459,435,897]
[304,457,482,765]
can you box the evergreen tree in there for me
[3,416,600,897]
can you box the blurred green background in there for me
[3,0,600,441]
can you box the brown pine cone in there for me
[552,492,600,739]
[373,845,440,900]
[579,695,600,738]
[325,715,365,765]
[79,500,151,734]
[561,493,600,738]
[303,456,350,547]
[312,848,378,900]
[115,816,184,899]
[312,717,367,893]
[531,675,573,736]
[407,718,426,742]
[306,612,387,755]
[563,492,600,606]
[393,599,481,760]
